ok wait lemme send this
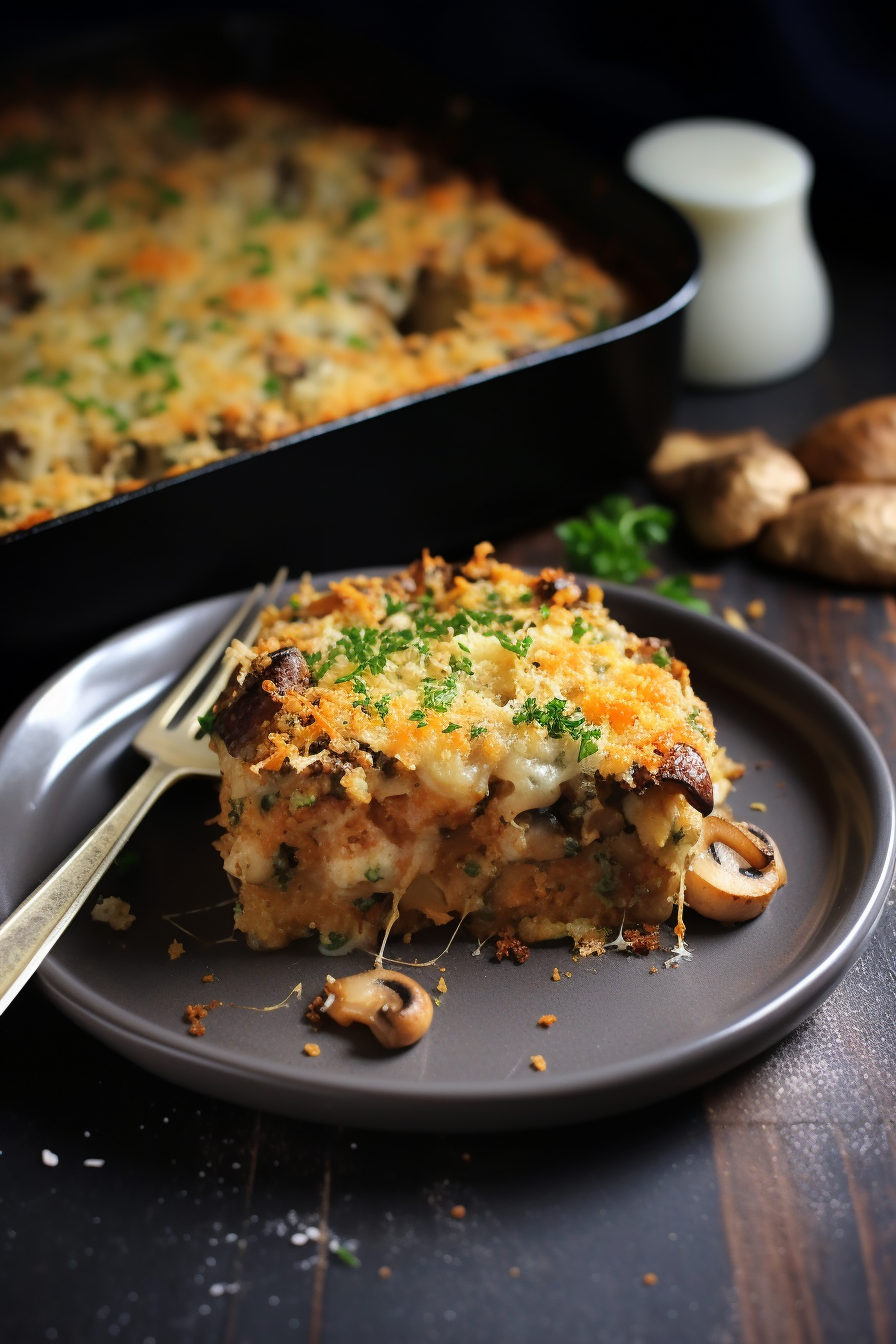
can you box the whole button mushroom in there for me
[649,429,810,549]
[793,397,896,484]
[758,484,896,586]
[685,817,786,922]
[322,969,433,1047]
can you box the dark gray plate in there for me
[1,578,893,1132]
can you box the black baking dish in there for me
[0,15,698,708]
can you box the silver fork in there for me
[0,568,288,1016]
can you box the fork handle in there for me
[0,760,185,1016]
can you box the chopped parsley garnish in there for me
[120,283,155,310]
[442,722,460,733]
[229,797,244,826]
[470,725,488,739]
[64,394,129,433]
[353,896,380,912]
[654,574,712,615]
[564,837,581,857]
[320,931,349,951]
[373,693,392,722]
[687,708,710,740]
[84,206,112,230]
[131,348,180,392]
[384,594,405,617]
[90,334,111,349]
[233,901,244,918]
[271,843,297,888]
[512,695,601,761]
[670,825,686,844]
[333,1245,361,1268]
[261,792,279,811]
[242,241,273,276]
[0,196,18,219]
[449,651,473,677]
[289,792,316,810]
[0,139,54,176]
[304,279,329,299]
[348,197,379,224]
[540,604,550,621]
[24,367,70,387]
[196,709,216,738]
[262,374,280,397]
[153,182,184,208]
[464,859,481,878]
[364,866,383,883]
[651,647,671,669]
[594,851,618,893]
[557,494,675,584]
[409,709,427,729]
[570,615,588,643]
[346,334,370,350]
[421,675,458,714]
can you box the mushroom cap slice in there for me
[323,968,433,1048]
[685,816,786,923]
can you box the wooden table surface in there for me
[3,260,896,1344]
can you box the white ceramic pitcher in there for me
[625,118,832,387]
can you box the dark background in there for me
[7,0,896,256]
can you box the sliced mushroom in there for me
[630,743,715,817]
[213,646,310,759]
[685,816,786,922]
[322,969,433,1048]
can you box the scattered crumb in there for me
[184,1000,222,1036]
[746,598,766,619]
[530,1054,547,1072]
[552,967,561,981]
[723,606,749,631]
[41,1149,58,1167]
[304,1042,321,1057]
[91,896,135,931]
[691,573,724,590]
[537,1014,557,1028]
[750,802,768,812]
[649,967,659,975]
[202,974,214,983]
[572,955,578,963]
[565,971,572,979]
[576,934,605,958]
[643,1272,658,1286]
[439,967,446,972]
[450,1205,466,1219]
[306,994,326,1024]
[461,1153,471,1162]
[168,939,185,960]
[325,974,336,985]
[83,1158,105,1168]
[378,1266,392,1280]
[436,977,447,994]
[623,925,661,955]
[509,1266,521,1278]
[495,931,530,964]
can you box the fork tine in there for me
[155,582,266,728]
[162,564,291,732]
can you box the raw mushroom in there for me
[758,484,896,586]
[323,969,433,1047]
[685,816,786,922]
[793,397,896,484]
[649,429,810,548]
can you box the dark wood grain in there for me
[3,259,896,1344]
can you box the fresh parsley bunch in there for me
[556,495,675,584]
[557,494,713,614]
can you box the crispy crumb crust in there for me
[209,546,743,954]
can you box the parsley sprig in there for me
[512,696,601,762]
[557,495,674,584]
